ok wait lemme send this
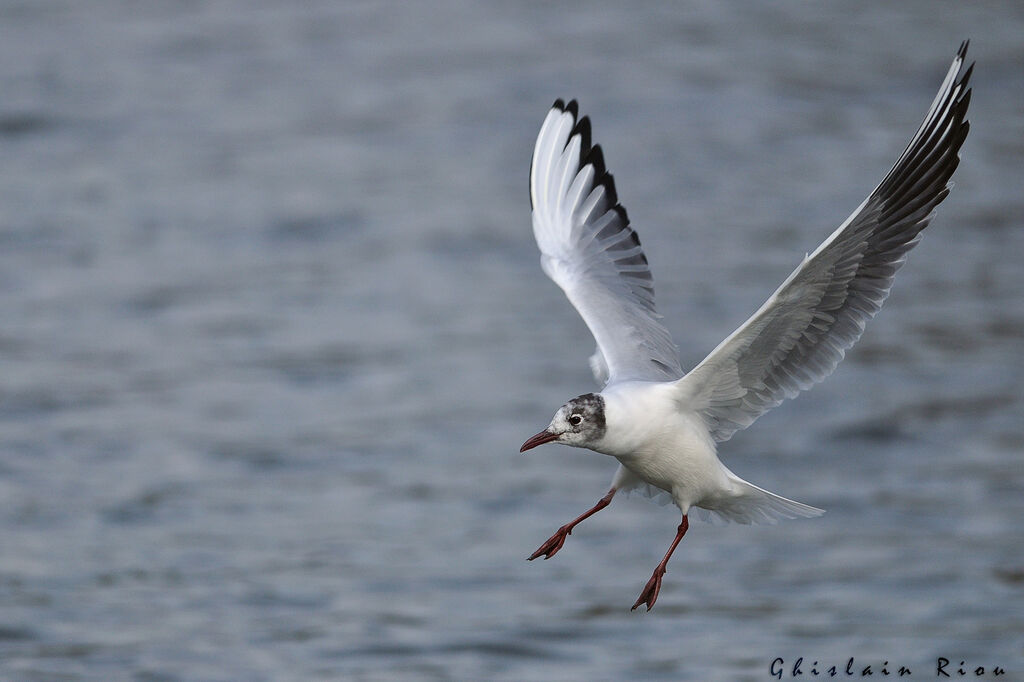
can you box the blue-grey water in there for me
[1,2,1022,680]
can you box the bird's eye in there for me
[569,414,583,426]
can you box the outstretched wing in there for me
[676,42,973,442]
[530,100,683,386]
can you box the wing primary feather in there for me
[529,99,684,384]
[676,43,973,442]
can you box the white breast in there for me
[596,382,731,506]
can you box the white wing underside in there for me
[675,43,973,442]
[530,101,684,386]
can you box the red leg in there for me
[528,488,616,561]
[631,514,689,612]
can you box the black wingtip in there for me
[551,99,581,121]
[959,61,975,90]
[602,171,619,207]
[626,220,641,246]
[610,201,626,225]
[584,144,606,177]
[958,86,973,114]
[957,39,970,60]
[572,115,592,156]
[543,100,636,246]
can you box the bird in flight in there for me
[521,43,972,611]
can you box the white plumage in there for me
[521,43,973,611]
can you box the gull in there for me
[521,43,972,611]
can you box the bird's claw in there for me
[527,526,571,560]
[631,569,665,612]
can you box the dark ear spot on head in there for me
[570,393,606,435]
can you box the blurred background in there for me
[0,1,1022,680]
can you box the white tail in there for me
[694,474,825,525]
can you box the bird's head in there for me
[520,392,607,452]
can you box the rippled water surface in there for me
[1,2,1022,680]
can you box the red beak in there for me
[520,429,559,452]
